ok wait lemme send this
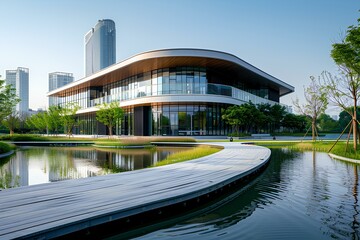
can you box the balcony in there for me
[88,83,291,111]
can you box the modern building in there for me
[6,67,29,113]
[85,19,116,77]
[48,49,294,136]
[48,72,74,106]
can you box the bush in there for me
[0,142,14,154]
[0,134,47,141]
[228,132,250,137]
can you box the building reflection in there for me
[0,147,182,188]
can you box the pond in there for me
[121,148,359,240]
[1,147,359,239]
[0,146,188,189]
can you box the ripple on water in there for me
[127,150,360,240]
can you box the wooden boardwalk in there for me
[0,142,270,239]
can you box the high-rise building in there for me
[85,19,116,76]
[48,72,74,106]
[6,67,29,113]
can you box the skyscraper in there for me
[6,67,29,113]
[48,72,74,106]
[85,19,116,76]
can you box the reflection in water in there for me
[0,146,186,188]
[129,148,360,240]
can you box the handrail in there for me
[88,83,291,111]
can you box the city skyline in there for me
[0,0,358,115]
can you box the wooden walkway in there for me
[0,142,270,239]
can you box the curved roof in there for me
[48,48,294,97]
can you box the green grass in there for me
[153,146,222,167]
[94,136,196,147]
[254,140,360,160]
[0,142,15,154]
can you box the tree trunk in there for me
[10,129,14,135]
[312,118,316,141]
[109,124,113,136]
[354,98,358,150]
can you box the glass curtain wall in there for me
[74,103,229,136]
[151,103,230,136]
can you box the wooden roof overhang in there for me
[48,49,294,98]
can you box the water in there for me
[126,148,360,240]
[0,146,187,189]
[2,147,359,239]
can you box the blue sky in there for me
[0,0,358,115]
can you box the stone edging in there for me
[0,150,14,159]
[328,153,360,164]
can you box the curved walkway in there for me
[0,150,14,159]
[328,153,360,164]
[0,142,270,239]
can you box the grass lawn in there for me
[254,140,360,160]
[152,145,222,167]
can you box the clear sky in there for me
[0,0,358,115]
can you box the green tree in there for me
[294,76,327,141]
[0,79,20,122]
[338,108,360,132]
[47,106,63,135]
[282,113,308,132]
[2,112,20,135]
[96,102,124,136]
[60,103,80,137]
[323,17,360,150]
[26,112,47,133]
[317,113,340,132]
[222,105,243,135]
[222,103,265,134]
[257,103,287,133]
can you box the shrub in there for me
[0,142,14,154]
[0,134,47,141]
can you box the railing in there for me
[89,83,291,111]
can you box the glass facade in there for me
[6,67,29,113]
[52,66,286,136]
[48,72,74,106]
[85,19,116,76]
[54,67,281,109]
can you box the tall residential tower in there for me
[85,19,116,76]
[6,67,29,113]
[48,72,74,106]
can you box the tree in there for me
[2,112,20,135]
[47,106,63,135]
[282,113,308,133]
[60,103,80,137]
[0,79,20,122]
[338,107,360,132]
[257,103,287,133]
[96,101,124,136]
[222,103,266,135]
[294,76,327,141]
[317,113,340,132]
[323,18,360,150]
[222,105,243,135]
[26,112,47,133]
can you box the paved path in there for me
[0,142,270,239]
